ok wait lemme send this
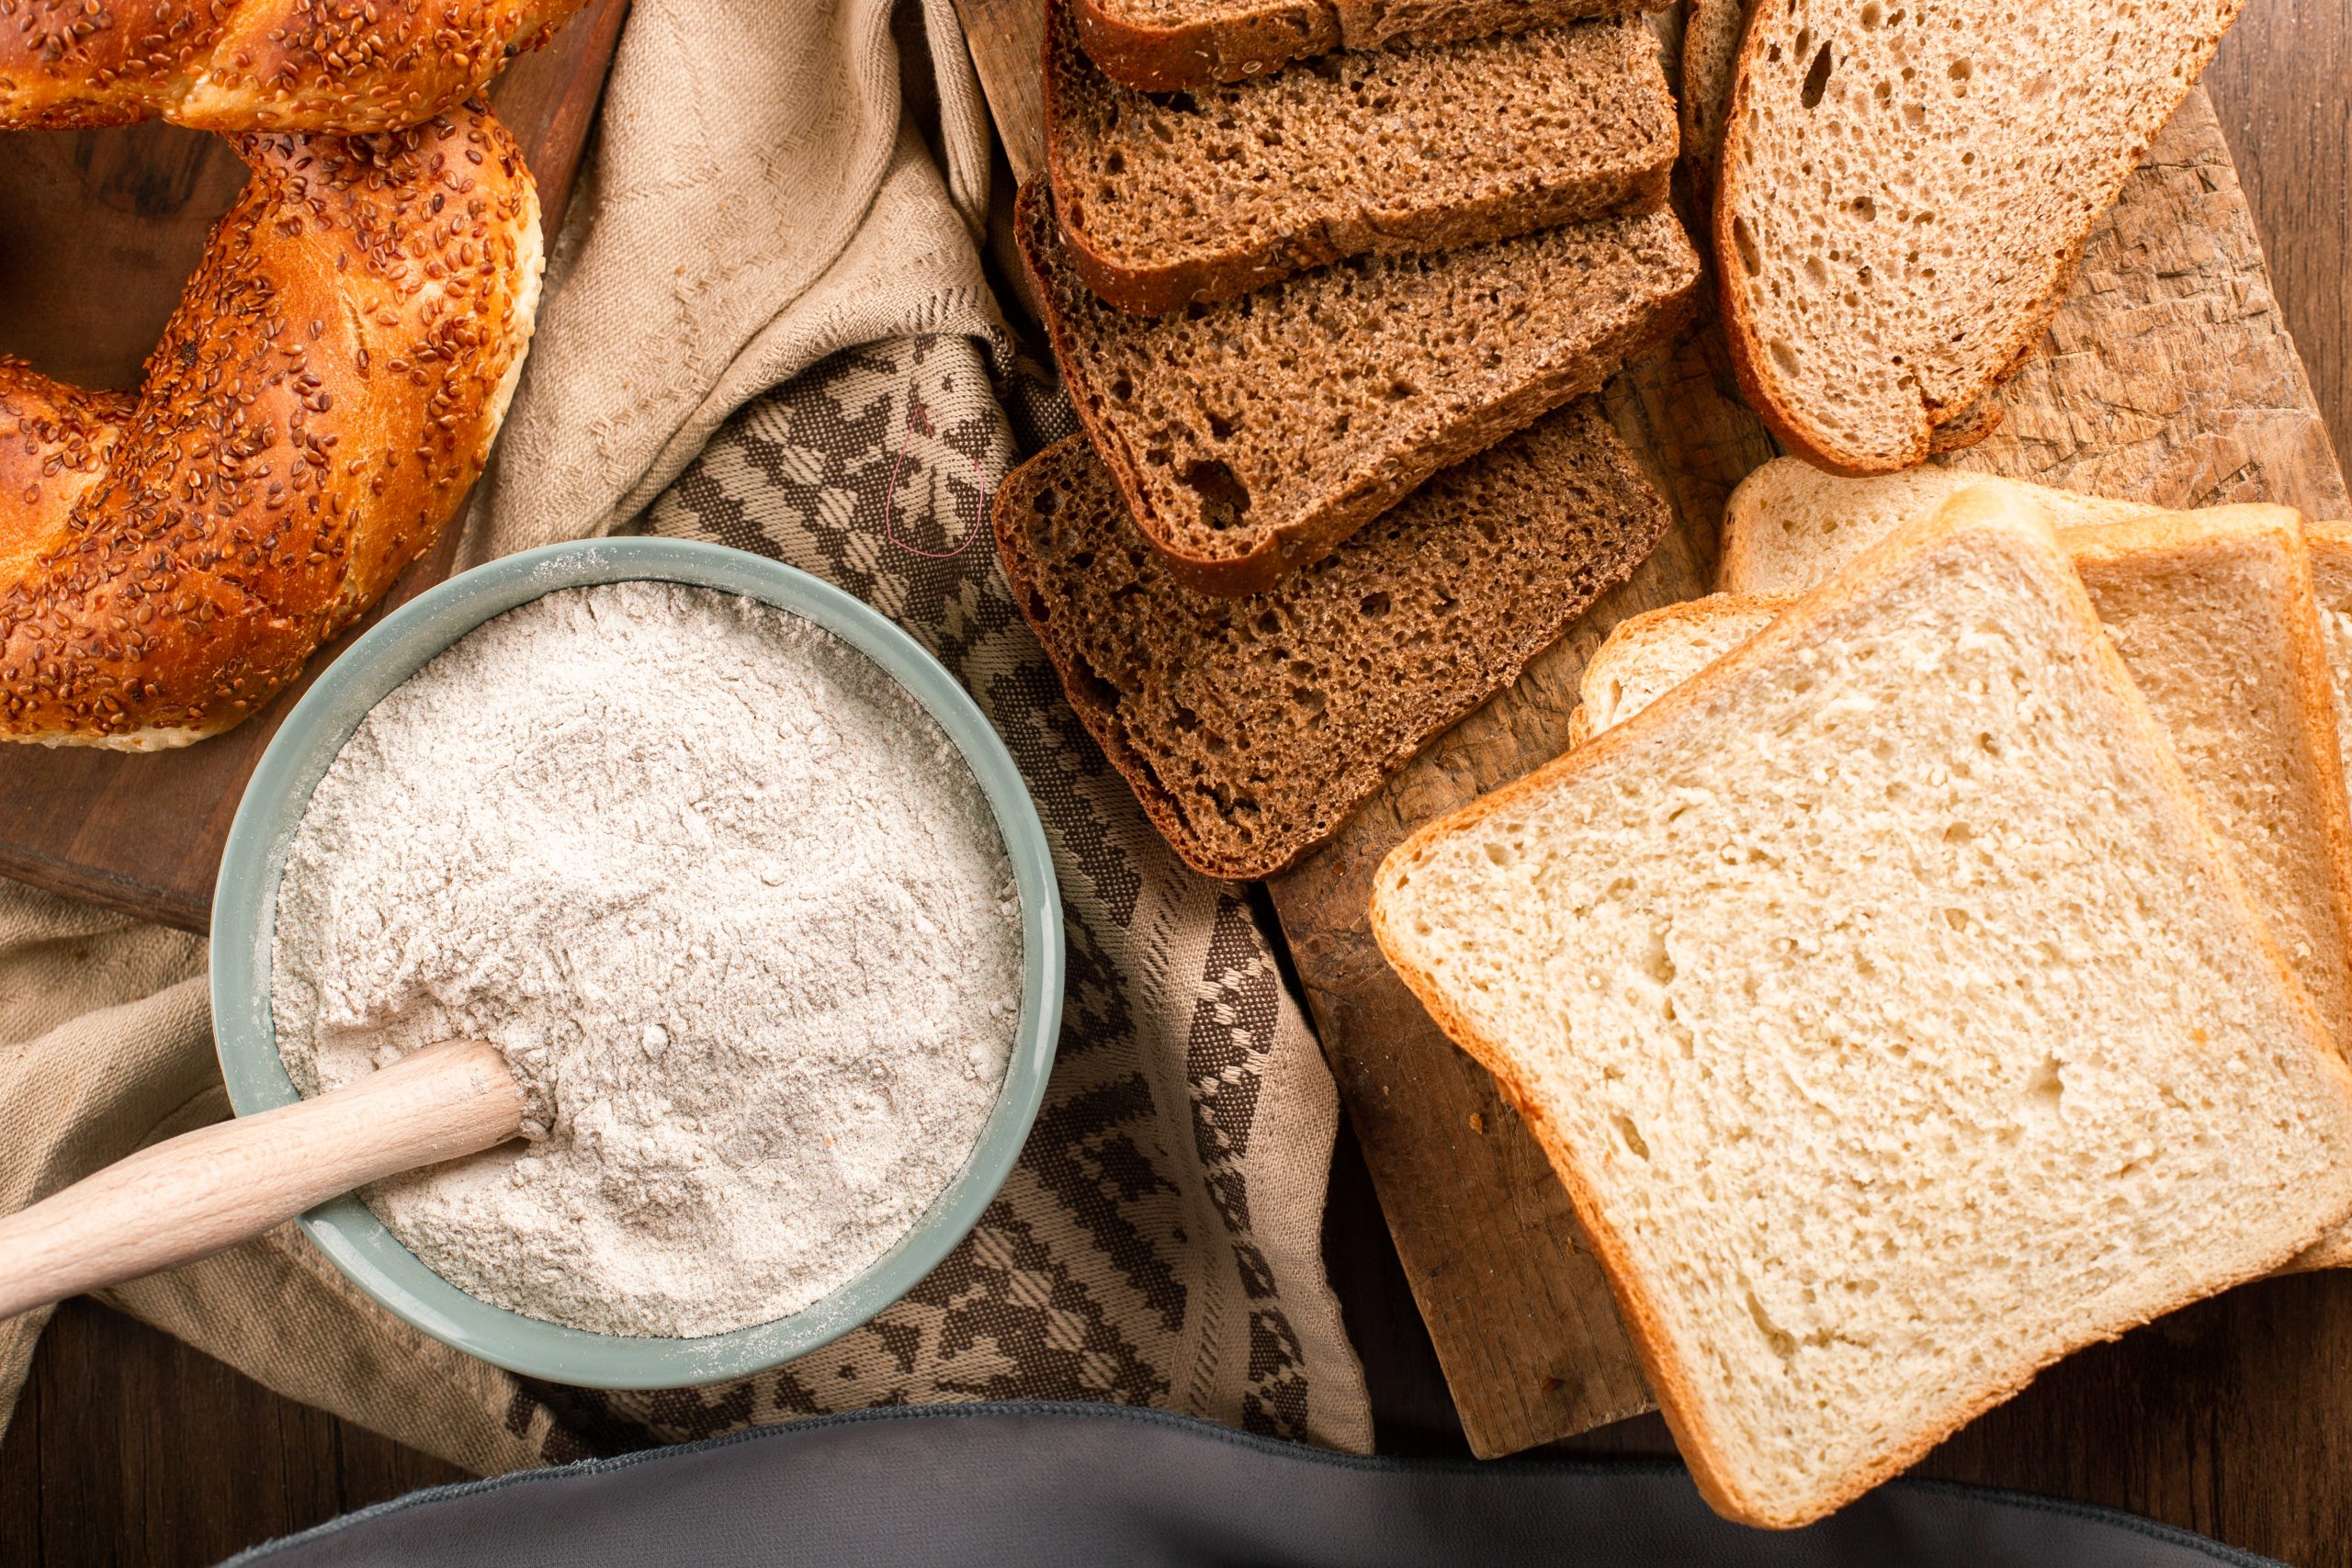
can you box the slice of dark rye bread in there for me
[1046,6,1675,314]
[1070,0,1664,95]
[994,402,1671,878]
[1016,182,1700,596]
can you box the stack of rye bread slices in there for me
[1376,471,2352,1529]
[994,0,1698,879]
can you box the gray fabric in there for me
[223,1402,2280,1568]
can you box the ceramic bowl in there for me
[210,537,1062,1389]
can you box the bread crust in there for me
[0,0,586,132]
[2301,519,2352,1283]
[1677,0,1746,204]
[1056,165,1673,317]
[1570,590,1792,739]
[1068,0,1658,95]
[990,440,1268,879]
[0,106,542,748]
[1711,2,2245,476]
[1015,181,1700,596]
[1371,486,2352,1526]
[2070,507,2352,1045]
[1625,506,2352,1276]
[1046,3,1674,315]
[1714,463,2171,597]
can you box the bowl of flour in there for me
[209,538,1062,1388]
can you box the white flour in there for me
[270,581,1023,1338]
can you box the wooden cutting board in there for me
[0,0,630,932]
[953,0,2352,1460]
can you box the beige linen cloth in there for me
[0,0,1370,1468]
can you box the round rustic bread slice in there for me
[1714,0,2244,474]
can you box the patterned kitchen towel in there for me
[0,0,1371,1470]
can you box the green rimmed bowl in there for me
[210,538,1063,1389]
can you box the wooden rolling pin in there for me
[0,1039,525,1320]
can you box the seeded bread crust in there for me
[1370,485,2352,1527]
[1713,1,2244,476]
[1069,0,1664,95]
[1017,181,1699,594]
[1046,5,1676,314]
[995,402,1670,877]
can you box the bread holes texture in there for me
[1372,489,2352,1527]
[0,107,543,748]
[1603,503,2352,1275]
[1714,0,2246,474]
[991,401,1669,878]
[1679,0,1749,191]
[1015,182,1699,594]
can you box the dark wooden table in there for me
[3,3,2349,1564]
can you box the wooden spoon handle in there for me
[0,1039,525,1321]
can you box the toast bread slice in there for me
[1566,591,1792,747]
[1016,180,1699,595]
[2309,522,2352,800]
[1047,6,1676,314]
[995,401,1669,877]
[1678,0,1745,196]
[1625,512,2352,1066]
[1372,483,2352,1526]
[2067,508,2352,1077]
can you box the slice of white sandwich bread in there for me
[1717,458,2163,595]
[1577,513,2352,1272]
[1708,468,2352,1161]
[1585,508,2352,1275]
[1564,592,1794,749]
[2313,521,2352,795]
[1372,483,2352,1528]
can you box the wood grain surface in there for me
[0,0,630,933]
[955,0,1047,185]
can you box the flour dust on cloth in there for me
[0,0,1370,1465]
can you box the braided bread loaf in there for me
[0,0,588,131]
[0,103,542,748]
